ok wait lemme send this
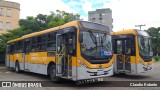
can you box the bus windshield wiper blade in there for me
[101,33,106,47]
[88,30,97,45]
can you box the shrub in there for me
[154,56,159,61]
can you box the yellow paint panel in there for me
[9,53,23,62]
[130,56,136,63]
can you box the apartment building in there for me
[0,0,20,34]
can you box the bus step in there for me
[24,69,30,72]
[67,76,72,79]
[61,76,72,79]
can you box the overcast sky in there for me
[5,0,160,31]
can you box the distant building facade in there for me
[88,8,113,31]
[0,0,20,34]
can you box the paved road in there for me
[0,62,160,90]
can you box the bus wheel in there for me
[15,62,20,73]
[49,65,59,82]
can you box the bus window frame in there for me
[47,32,56,51]
[36,34,47,51]
[113,34,136,56]
[58,26,77,56]
[14,40,23,53]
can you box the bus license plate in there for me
[97,70,104,75]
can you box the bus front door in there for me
[115,39,131,72]
[56,30,76,79]
[56,34,64,77]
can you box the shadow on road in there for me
[0,65,154,87]
[111,73,151,80]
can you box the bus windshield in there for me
[80,30,112,58]
[138,36,152,57]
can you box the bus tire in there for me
[15,61,20,73]
[49,64,59,82]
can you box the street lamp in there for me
[135,24,146,30]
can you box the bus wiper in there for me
[88,31,97,46]
[101,33,106,47]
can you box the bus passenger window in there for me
[6,45,10,54]
[31,37,37,51]
[116,40,122,54]
[131,38,136,56]
[14,41,23,53]
[47,32,56,51]
[68,32,76,56]
[124,39,131,55]
[33,34,47,51]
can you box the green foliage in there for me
[0,10,80,54]
[154,56,160,61]
[146,27,160,55]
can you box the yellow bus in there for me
[112,29,153,74]
[5,21,114,81]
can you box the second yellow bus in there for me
[112,29,153,74]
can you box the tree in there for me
[146,27,160,55]
[0,10,80,54]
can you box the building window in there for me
[99,17,102,20]
[6,9,11,17]
[0,21,3,29]
[99,13,102,17]
[6,22,11,30]
[102,13,105,16]
[0,8,3,16]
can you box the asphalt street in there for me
[0,61,160,90]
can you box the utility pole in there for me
[135,24,146,30]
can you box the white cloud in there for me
[102,0,160,31]
[5,0,76,18]
[82,1,93,13]
[5,0,160,31]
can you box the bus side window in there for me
[68,32,76,56]
[10,43,14,54]
[116,40,123,54]
[24,39,31,53]
[14,42,19,53]
[131,38,136,56]
[31,37,37,52]
[37,35,46,51]
[6,45,10,54]
[124,39,131,55]
[17,41,23,52]
[47,32,56,51]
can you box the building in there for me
[88,8,113,31]
[0,0,20,34]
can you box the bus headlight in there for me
[78,59,87,68]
